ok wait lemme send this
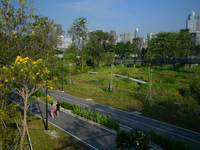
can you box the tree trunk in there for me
[81,49,84,70]
[20,86,28,150]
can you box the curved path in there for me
[46,89,200,149]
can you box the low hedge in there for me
[60,102,120,131]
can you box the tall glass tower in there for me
[135,28,139,38]
[186,10,198,33]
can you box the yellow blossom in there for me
[12,30,15,34]
[15,56,22,64]
[32,76,35,79]
[21,69,23,72]
[6,15,9,19]
[32,30,35,34]
[36,72,39,75]
[5,79,8,82]
[37,59,42,62]
[24,57,29,60]
[15,35,17,38]
[23,60,27,64]
[33,61,37,64]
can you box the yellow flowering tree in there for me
[0,0,62,66]
[0,56,53,149]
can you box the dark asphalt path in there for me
[9,93,117,150]
[46,89,200,149]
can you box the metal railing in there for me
[114,58,200,64]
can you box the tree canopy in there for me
[0,0,61,66]
[147,29,194,58]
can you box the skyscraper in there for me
[186,10,199,33]
[124,33,132,43]
[194,31,200,45]
[110,30,116,42]
[135,28,139,38]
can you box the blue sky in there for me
[33,0,200,39]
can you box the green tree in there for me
[67,17,88,69]
[0,0,60,66]
[104,52,115,66]
[147,29,194,58]
[114,42,126,59]
[132,37,145,58]
[86,30,114,68]
[124,41,133,59]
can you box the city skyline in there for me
[33,0,200,39]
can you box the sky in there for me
[32,0,200,39]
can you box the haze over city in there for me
[33,0,200,38]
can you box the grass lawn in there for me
[51,63,200,132]
[2,112,92,150]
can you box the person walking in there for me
[56,101,61,117]
[50,103,55,118]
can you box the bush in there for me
[150,130,199,150]
[163,77,178,84]
[115,129,150,150]
[60,102,74,110]
[32,90,46,97]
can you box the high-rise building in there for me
[110,30,116,42]
[135,28,139,38]
[120,34,124,43]
[186,10,199,33]
[194,31,200,45]
[124,33,132,43]
[147,32,156,41]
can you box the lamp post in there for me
[61,62,63,92]
[45,81,49,130]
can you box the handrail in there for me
[114,58,200,64]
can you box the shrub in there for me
[32,90,46,97]
[150,130,199,150]
[60,102,73,110]
[115,129,150,150]
[163,77,178,84]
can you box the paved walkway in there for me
[9,92,117,150]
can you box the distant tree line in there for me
[66,17,200,68]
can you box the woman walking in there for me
[50,103,55,118]
[56,101,61,117]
